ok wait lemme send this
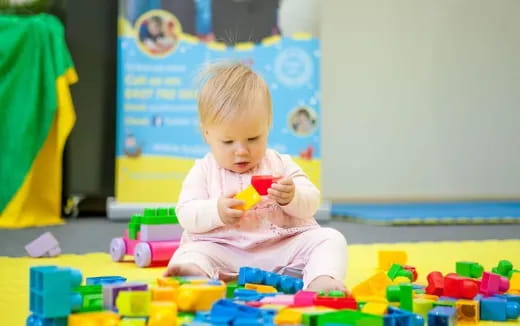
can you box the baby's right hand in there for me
[217,193,245,225]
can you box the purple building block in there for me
[102,282,148,310]
[25,232,61,258]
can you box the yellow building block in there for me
[116,291,151,317]
[509,272,520,294]
[362,302,388,315]
[274,308,302,325]
[118,319,146,326]
[414,293,439,301]
[156,278,180,288]
[152,286,177,302]
[355,296,388,304]
[245,283,277,293]
[413,298,434,318]
[148,301,177,326]
[176,283,226,311]
[68,311,120,326]
[233,185,261,210]
[456,300,479,325]
[378,250,408,270]
[352,271,391,298]
[392,276,412,285]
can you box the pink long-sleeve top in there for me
[176,149,320,249]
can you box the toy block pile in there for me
[27,251,520,326]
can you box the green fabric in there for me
[0,14,74,212]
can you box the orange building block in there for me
[245,283,277,293]
[68,311,120,326]
[233,185,261,210]
[176,283,226,311]
[456,300,479,325]
[152,286,177,302]
[352,272,391,298]
[509,272,520,294]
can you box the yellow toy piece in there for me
[392,276,412,285]
[68,311,120,326]
[151,286,177,302]
[509,271,520,294]
[118,319,146,326]
[413,298,434,318]
[233,185,261,210]
[156,278,180,288]
[456,300,479,324]
[176,283,226,312]
[245,283,277,293]
[352,272,391,298]
[148,301,177,326]
[116,291,151,317]
[414,293,439,301]
[362,302,388,315]
[274,308,302,325]
[378,250,408,270]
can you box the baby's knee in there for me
[320,227,348,248]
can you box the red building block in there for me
[402,265,418,282]
[426,271,444,296]
[251,175,281,196]
[444,273,479,299]
[313,295,357,310]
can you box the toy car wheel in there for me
[109,238,126,262]
[134,242,152,267]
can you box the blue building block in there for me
[209,299,264,325]
[26,314,67,326]
[29,266,82,318]
[494,293,520,306]
[480,297,520,321]
[385,307,424,326]
[237,267,303,294]
[427,306,457,326]
[86,276,126,285]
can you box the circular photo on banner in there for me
[289,106,317,136]
[135,10,182,57]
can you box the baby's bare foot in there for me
[306,275,350,294]
[163,263,208,277]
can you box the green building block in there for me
[387,284,413,311]
[327,290,346,298]
[315,310,384,326]
[226,281,239,298]
[75,285,103,312]
[456,261,484,278]
[387,264,403,280]
[140,207,178,225]
[492,260,513,278]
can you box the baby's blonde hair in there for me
[197,61,272,127]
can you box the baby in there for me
[164,62,347,292]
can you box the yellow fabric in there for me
[0,240,519,325]
[0,68,77,228]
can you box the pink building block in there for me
[294,291,317,307]
[25,232,61,257]
[481,272,509,296]
[260,294,295,305]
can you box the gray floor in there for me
[0,217,518,257]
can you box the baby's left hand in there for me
[267,177,295,206]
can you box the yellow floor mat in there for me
[1,240,519,325]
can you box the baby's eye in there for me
[248,137,259,142]
[222,140,233,145]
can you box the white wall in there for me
[321,0,520,201]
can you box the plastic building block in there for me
[176,283,226,311]
[139,224,183,242]
[25,232,61,257]
[403,265,418,282]
[245,283,277,293]
[425,271,444,296]
[378,250,407,270]
[148,301,177,326]
[233,185,261,210]
[76,285,103,312]
[362,302,388,315]
[413,298,434,318]
[281,266,304,279]
[210,299,263,325]
[226,281,239,298]
[237,267,303,294]
[116,291,151,317]
[386,284,413,311]
[86,276,127,285]
[156,277,181,288]
[456,261,484,278]
[480,271,509,296]
[314,309,384,326]
[260,294,295,305]
[293,291,316,307]
[433,300,456,308]
[428,306,456,326]
[102,282,148,310]
[510,272,520,294]
[444,273,479,299]
[385,306,424,326]
[492,260,513,278]
[68,311,120,326]
[480,296,520,321]
[128,215,142,240]
[274,308,302,324]
[151,286,177,302]
[29,266,83,318]
[455,300,479,324]
[26,315,67,326]
[313,295,357,310]
[251,175,281,195]
[119,318,147,326]
[352,271,391,298]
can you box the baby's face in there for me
[204,107,270,173]
[148,21,161,35]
